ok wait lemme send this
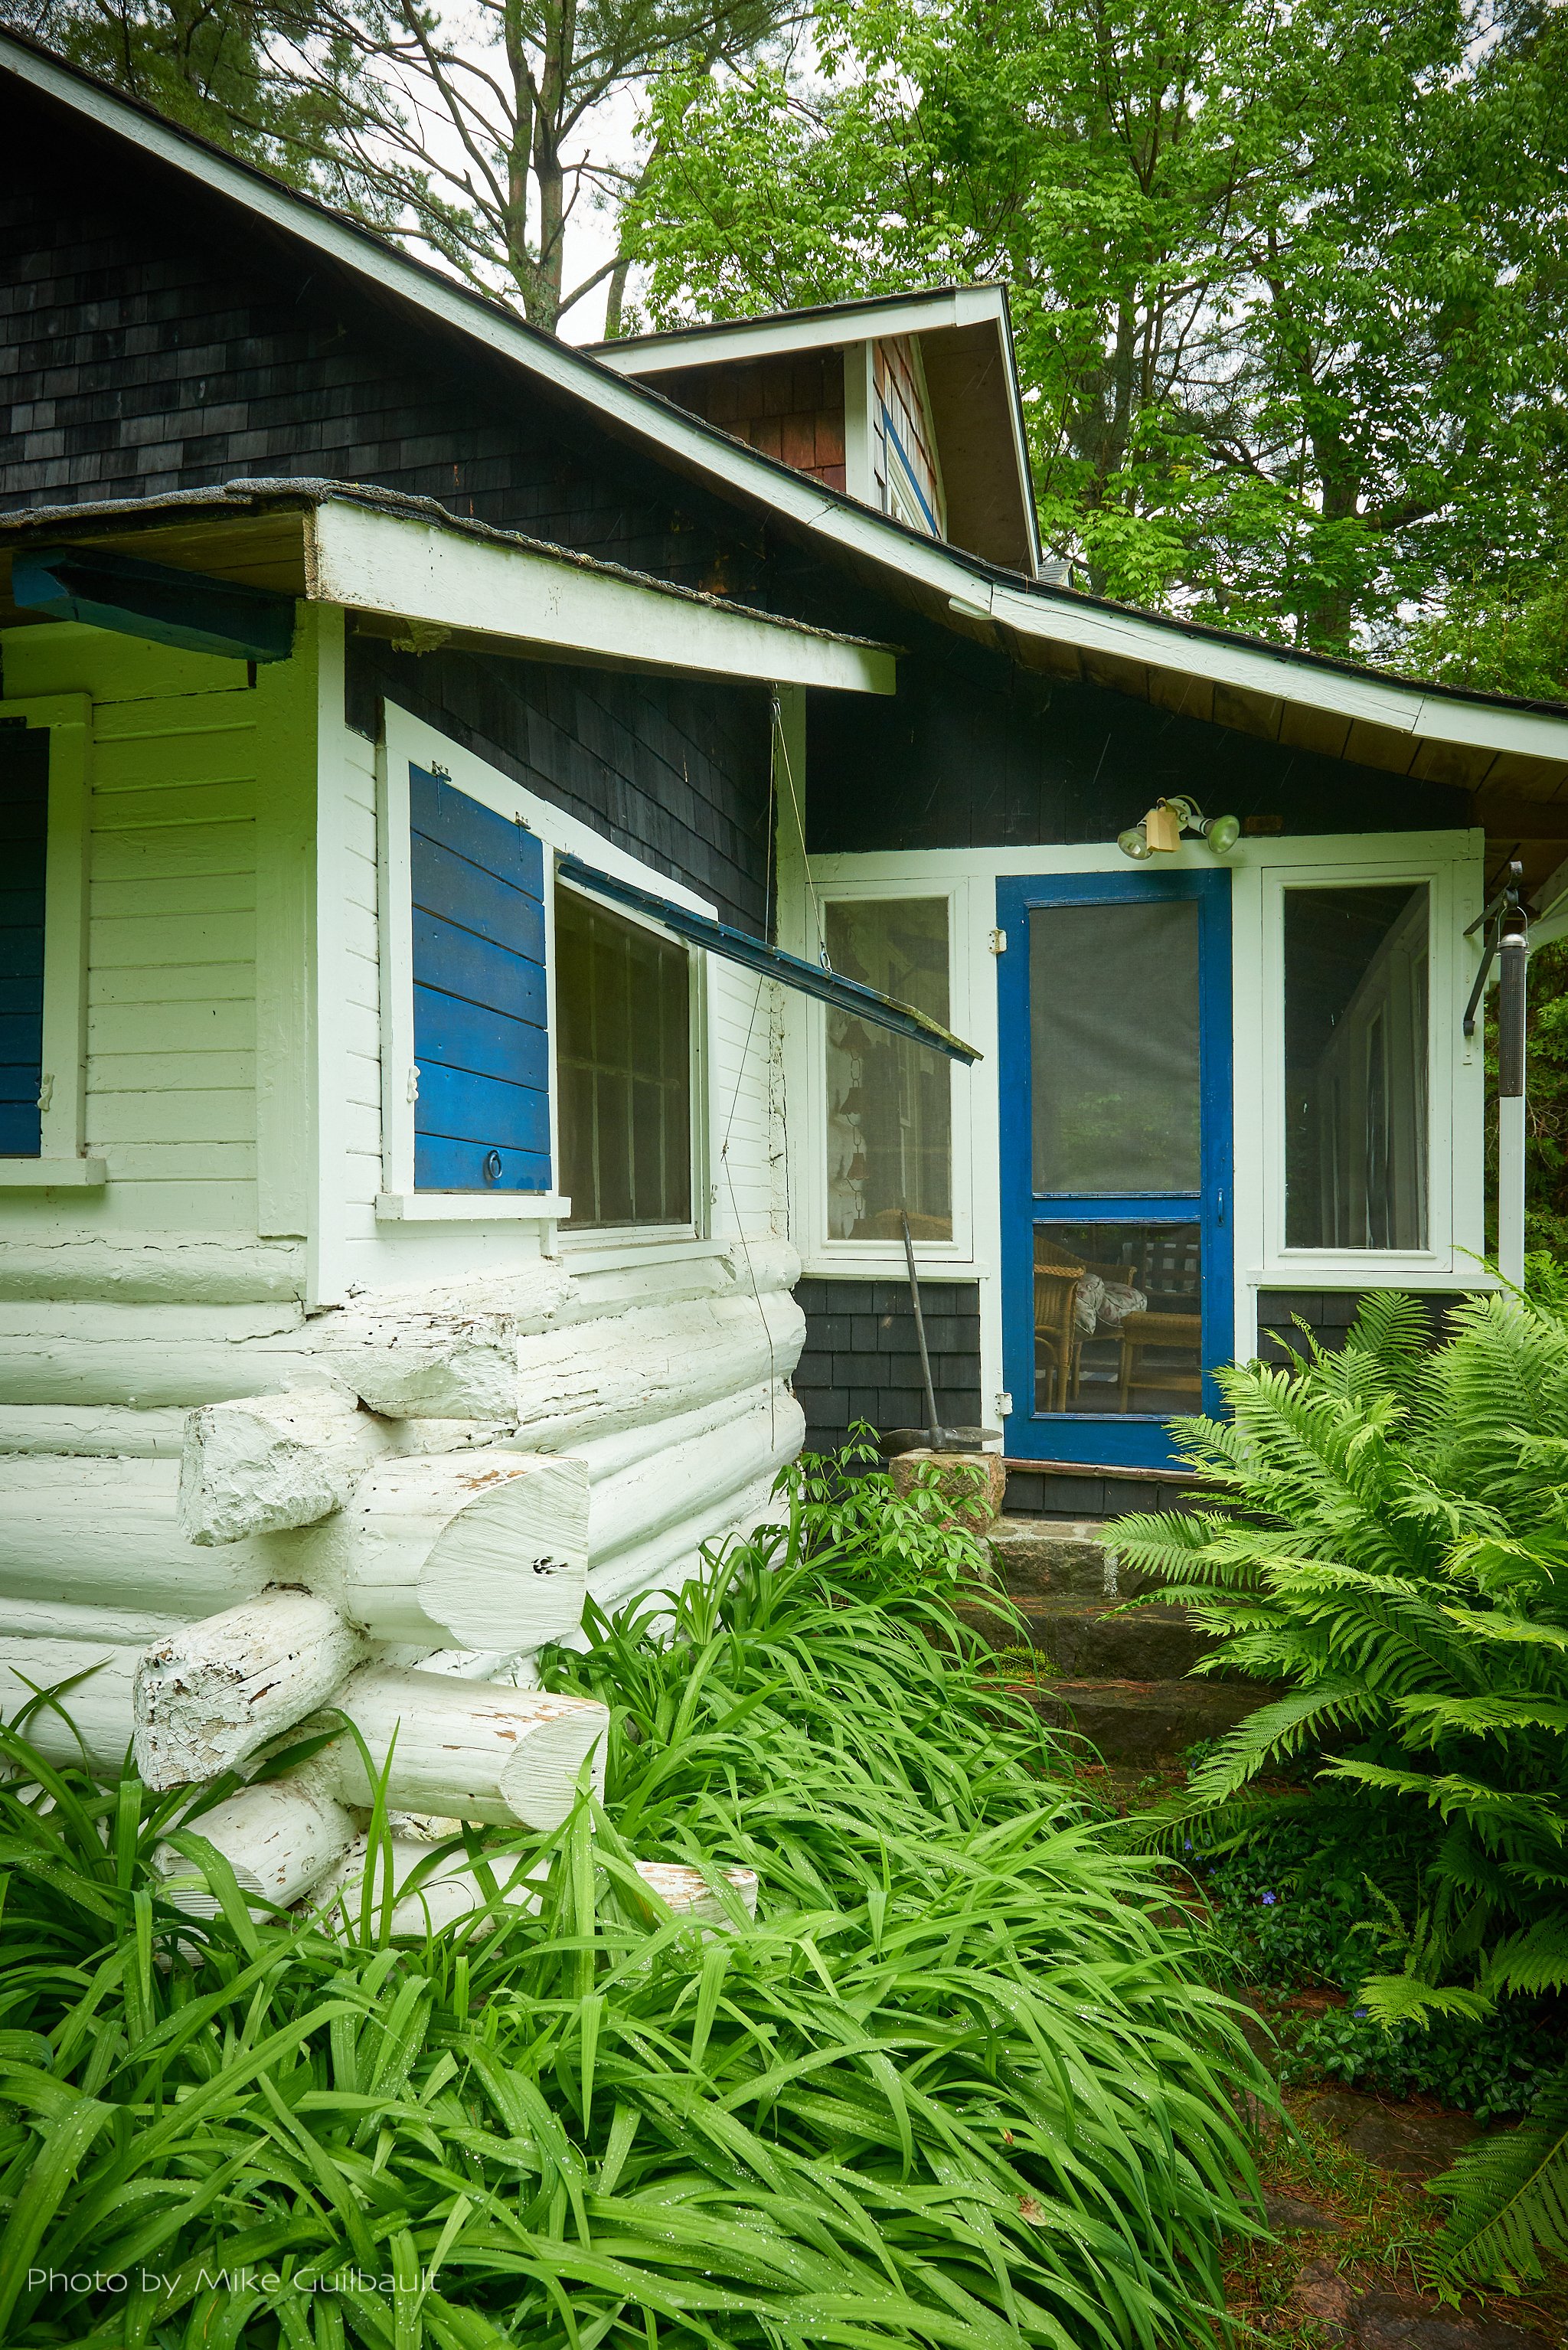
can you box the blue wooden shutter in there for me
[0,726,49,1158]
[409,765,550,1190]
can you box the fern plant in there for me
[1109,1283,1568,2286]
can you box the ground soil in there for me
[1066,1763,1568,2349]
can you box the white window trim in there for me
[1232,830,1487,1325]
[376,700,711,1237]
[0,692,104,1188]
[797,873,976,1272]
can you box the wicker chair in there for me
[1033,1236,1088,1411]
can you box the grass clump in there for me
[0,1453,1266,2347]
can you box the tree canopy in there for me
[622,0,1568,681]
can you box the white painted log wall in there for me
[135,1590,366,1788]
[0,634,809,1821]
[153,1776,358,1914]
[0,1639,140,1770]
[296,1450,589,1646]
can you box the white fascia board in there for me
[307,500,895,695]
[593,287,1008,374]
[978,580,1568,761]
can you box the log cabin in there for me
[3,25,1568,1894]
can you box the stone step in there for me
[1005,1673,1274,1765]
[985,1516,1157,1600]
[961,1597,1210,1678]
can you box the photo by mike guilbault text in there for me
[28,2266,435,2297]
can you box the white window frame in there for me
[799,874,975,1270]
[376,700,710,1237]
[1233,830,1485,1301]
[0,692,104,1190]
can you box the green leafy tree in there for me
[622,0,1568,659]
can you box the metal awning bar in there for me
[556,852,981,1064]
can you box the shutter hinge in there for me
[988,928,1008,955]
[407,1064,420,1104]
[36,1072,54,1113]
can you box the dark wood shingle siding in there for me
[804,641,1472,851]
[0,87,775,596]
[349,637,773,934]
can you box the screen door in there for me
[997,868,1233,1467]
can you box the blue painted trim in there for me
[558,852,978,1061]
[996,867,1233,1470]
[415,1135,553,1191]
[11,546,295,663]
[410,764,552,1192]
[0,725,48,1159]
[877,404,940,534]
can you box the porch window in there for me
[556,884,692,1229]
[824,896,952,1240]
[1283,882,1429,1250]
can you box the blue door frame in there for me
[997,868,1233,1469]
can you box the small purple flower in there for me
[1184,1841,1194,1852]
[1354,2008,1367,2018]
[1261,1892,1277,1906]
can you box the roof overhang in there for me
[589,285,1017,375]
[592,286,1040,579]
[0,484,897,695]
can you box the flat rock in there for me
[1264,2191,1344,2234]
[1308,2090,1484,2181]
[1293,2258,1357,2329]
[1351,2290,1545,2349]
[1016,1674,1276,1763]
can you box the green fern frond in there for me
[1428,2066,1568,2287]
[1481,1920,1568,1999]
[1441,1608,1568,1652]
[1181,1681,1370,1802]
[1393,1692,1568,1740]
[1355,1972,1496,2028]
[1324,1761,1565,1843]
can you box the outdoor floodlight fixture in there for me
[1116,796,1241,861]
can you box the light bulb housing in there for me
[1117,822,1152,861]
[1201,812,1242,855]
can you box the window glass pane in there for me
[1034,1221,1202,1415]
[557,887,691,1229]
[1284,884,1429,1249]
[1029,900,1200,1194]
[824,898,952,1240]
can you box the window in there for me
[1028,899,1200,1194]
[824,897,952,1240]
[1284,882,1429,1249]
[557,884,691,1229]
[1034,1221,1203,1416]
[0,723,48,1155]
